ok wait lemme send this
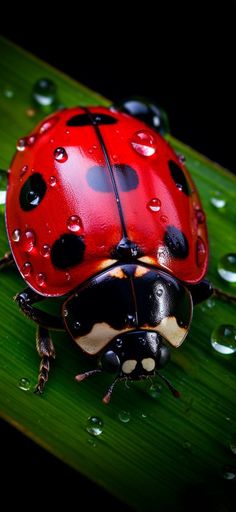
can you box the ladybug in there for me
[1,99,214,403]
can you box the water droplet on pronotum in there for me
[118,411,131,423]
[18,378,30,391]
[217,253,236,283]
[211,325,236,355]
[86,417,103,436]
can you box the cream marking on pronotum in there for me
[152,316,188,347]
[73,322,132,355]
[122,359,137,374]
[141,358,155,372]
[134,266,149,278]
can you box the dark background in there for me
[1,3,235,509]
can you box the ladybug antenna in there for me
[156,371,180,398]
[102,377,120,405]
[75,368,102,382]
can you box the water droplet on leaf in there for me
[86,417,103,436]
[210,191,226,208]
[18,377,30,391]
[118,411,131,423]
[211,324,236,355]
[218,253,236,283]
[32,78,57,107]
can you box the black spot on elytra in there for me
[164,225,189,259]
[19,173,46,211]
[168,160,191,196]
[67,113,117,126]
[113,164,139,191]
[87,165,112,192]
[51,234,85,269]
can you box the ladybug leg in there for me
[15,287,64,330]
[0,251,14,269]
[187,279,213,305]
[35,326,55,394]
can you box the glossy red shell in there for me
[6,106,208,297]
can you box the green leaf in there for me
[0,37,236,511]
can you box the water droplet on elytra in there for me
[210,191,226,209]
[195,208,205,224]
[160,215,168,223]
[211,324,236,355]
[32,78,57,107]
[131,130,157,157]
[86,416,103,436]
[149,383,162,399]
[17,138,27,152]
[39,116,58,134]
[67,215,83,233]
[65,272,71,281]
[27,135,36,146]
[118,410,131,423]
[36,273,46,287]
[22,262,32,277]
[147,198,161,212]
[229,434,236,455]
[12,229,21,242]
[41,244,51,257]
[54,147,68,163]
[178,154,186,163]
[49,176,57,187]
[20,165,28,177]
[217,253,236,283]
[21,230,36,253]
[221,465,236,480]
[18,377,30,391]
[196,236,206,267]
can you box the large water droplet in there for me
[17,138,27,152]
[22,262,32,277]
[210,191,226,208]
[67,215,83,233]
[54,147,68,163]
[21,230,36,253]
[217,253,236,283]
[36,273,46,287]
[12,229,21,242]
[118,410,131,423]
[131,130,157,157]
[18,377,30,391]
[32,78,57,107]
[149,383,162,399]
[221,465,236,480]
[229,434,236,455]
[211,325,236,355]
[86,416,103,436]
[147,198,161,212]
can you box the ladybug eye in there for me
[101,351,120,373]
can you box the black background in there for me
[1,3,235,510]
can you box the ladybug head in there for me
[76,330,179,404]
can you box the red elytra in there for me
[6,106,208,297]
